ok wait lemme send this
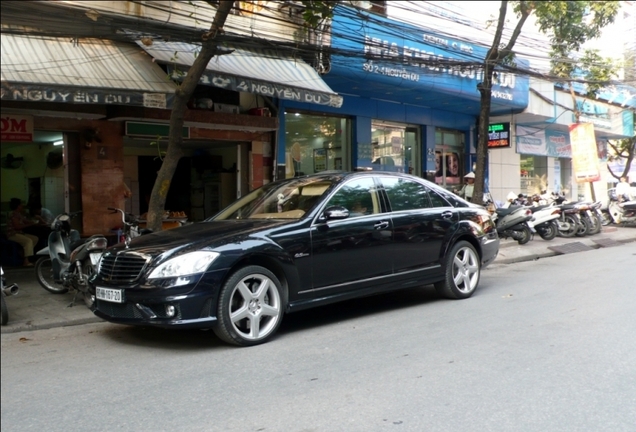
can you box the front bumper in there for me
[92,269,227,330]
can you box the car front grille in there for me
[96,300,182,320]
[99,252,149,283]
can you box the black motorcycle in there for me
[34,212,107,308]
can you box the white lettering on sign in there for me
[363,35,517,92]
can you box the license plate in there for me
[90,252,102,266]
[96,287,124,303]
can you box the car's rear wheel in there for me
[213,266,284,347]
[434,241,480,299]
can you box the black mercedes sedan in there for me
[91,171,499,346]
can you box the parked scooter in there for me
[1,266,19,326]
[527,204,561,240]
[34,212,108,308]
[491,204,534,244]
[606,188,636,225]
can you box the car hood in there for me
[111,220,292,256]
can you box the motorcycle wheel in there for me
[1,294,8,326]
[600,211,613,226]
[35,257,68,294]
[517,226,532,245]
[575,215,591,237]
[558,215,578,238]
[538,221,558,241]
[82,261,96,309]
[586,213,601,235]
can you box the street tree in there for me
[607,136,636,180]
[146,0,336,232]
[472,0,620,205]
[145,0,233,232]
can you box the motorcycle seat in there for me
[529,204,550,212]
[495,206,523,217]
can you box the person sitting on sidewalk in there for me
[7,198,41,267]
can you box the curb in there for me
[493,237,636,265]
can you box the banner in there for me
[516,126,546,156]
[1,114,33,142]
[569,123,600,183]
[516,125,573,157]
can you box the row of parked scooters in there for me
[486,188,636,245]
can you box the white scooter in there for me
[606,188,636,225]
[526,204,561,241]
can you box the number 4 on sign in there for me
[98,146,108,160]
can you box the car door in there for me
[378,176,456,273]
[310,177,394,293]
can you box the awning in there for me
[1,34,177,109]
[137,40,343,108]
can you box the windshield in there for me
[212,177,337,220]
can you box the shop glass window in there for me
[284,112,350,178]
[370,121,419,175]
[433,129,464,189]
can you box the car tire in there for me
[434,241,480,300]
[213,266,285,347]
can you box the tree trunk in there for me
[473,64,494,205]
[146,1,234,232]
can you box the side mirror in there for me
[322,205,350,221]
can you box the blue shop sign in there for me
[327,6,529,114]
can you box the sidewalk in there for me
[2,226,635,334]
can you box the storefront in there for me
[490,79,636,203]
[275,5,529,189]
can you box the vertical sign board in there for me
[1,114,34,142]
[487,122,510,148]
[569,123,600,183]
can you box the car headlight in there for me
[148,251,220,279]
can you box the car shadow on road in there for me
[97,324,227,350]
[277,284,441,336]
[95,285,442,348]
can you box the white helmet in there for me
[464,172,475,179]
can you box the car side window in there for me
[326,178,379,216]
[379,177,432,211]
[427,189,452,208]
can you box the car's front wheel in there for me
[434,241,480,299]
[213,266,284,347]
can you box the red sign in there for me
[1,114,34,142]
[569,122,600,183]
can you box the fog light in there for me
[165,305,176,317]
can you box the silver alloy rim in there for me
[452,246,479,293]
[229,273,281,341]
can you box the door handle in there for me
[441,211,453,219]
[374,221,389,230]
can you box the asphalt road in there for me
[2,243,635,432]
